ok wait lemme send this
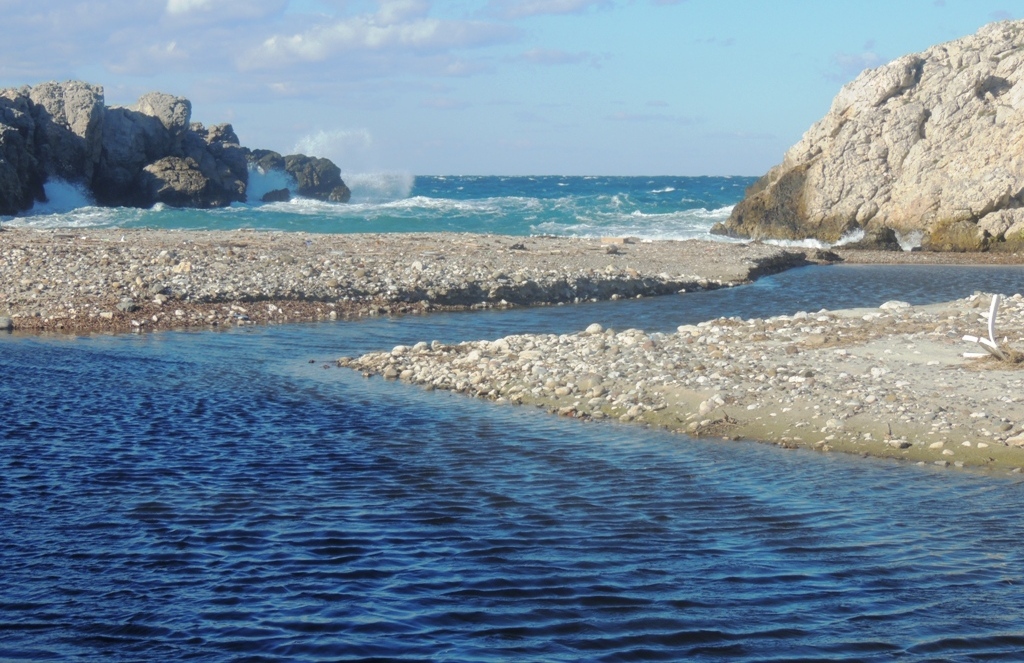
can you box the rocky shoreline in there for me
[0,228,812,333]
[341,291,1024,474]
[5,227,1024,472]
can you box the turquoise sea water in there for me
[5,174,755,240]
[5,176,1024,660]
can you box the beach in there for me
[4,226,1024,470]
[0,227,810,332]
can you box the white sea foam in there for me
[531,205,736,241]
[343,172,415,204]
[4,179,107,228]
[246,166,295,203]
[8,205,143,230]
[34,179,95,214]
[898,230,923,251]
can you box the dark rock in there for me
[0,80,347,212]
[93,106,171,206]
[261,188,291,202]
[247,148,285,173]
[244,149,350,203]
[284,154,351,202]
[842,227,904,251]
[28,81,105,184]
[141,157,216,208]
[0,89,46,214]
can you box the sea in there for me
[4,175,1024,661]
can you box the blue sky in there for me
[1,0,1021,175]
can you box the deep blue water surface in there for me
[4,265,1024,661]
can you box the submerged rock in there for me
[261,188,291,203]
[712,20,1024,251]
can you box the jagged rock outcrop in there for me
[0,81,349,214]
[247,149,351,202]
[712,20,1024,251]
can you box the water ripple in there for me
[4,268,1024,660]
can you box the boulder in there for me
[93,106,172,206]
[261,188,291,202]
[284,154,351,202]
[141,157,213,207]
[712,20,1024,251]
[28,81,105,183]
[245,149,351,203]
[842,227,904,251]
[132,92,191,139]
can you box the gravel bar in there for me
[0,228,810,333]
[340,292,1024,473]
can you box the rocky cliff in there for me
[0,81,350,215]
[712,20,1024,251]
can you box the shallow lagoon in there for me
[4,264,1024,661]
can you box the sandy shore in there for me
[0,228,811,333]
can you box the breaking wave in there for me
[3,175,759,239]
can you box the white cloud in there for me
[166,0,211,15]
[163,0,287,24]
[486,0,613,20]
[376,0,430,24]
[246,3,517,69]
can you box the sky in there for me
[1,0,1022,176]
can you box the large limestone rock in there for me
[712,20,1024,251]
[0,89,44,214]
[28,81,105,184]
[0,80,350,212]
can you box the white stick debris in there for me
[963,294,1006,360]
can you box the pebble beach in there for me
[5,226,1024,471]
[0,227,809,332]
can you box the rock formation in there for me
[712,20,1024,251]
[0,81,348,214]
[247,149,351,203]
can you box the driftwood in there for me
[963,294,1007,360]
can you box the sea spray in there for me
[246,166,295,203]
[343,172,415,204]
[4,176,761,240]
[34,179,95,214]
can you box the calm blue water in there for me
[5,265,1024,661]
[6,174,754,240]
